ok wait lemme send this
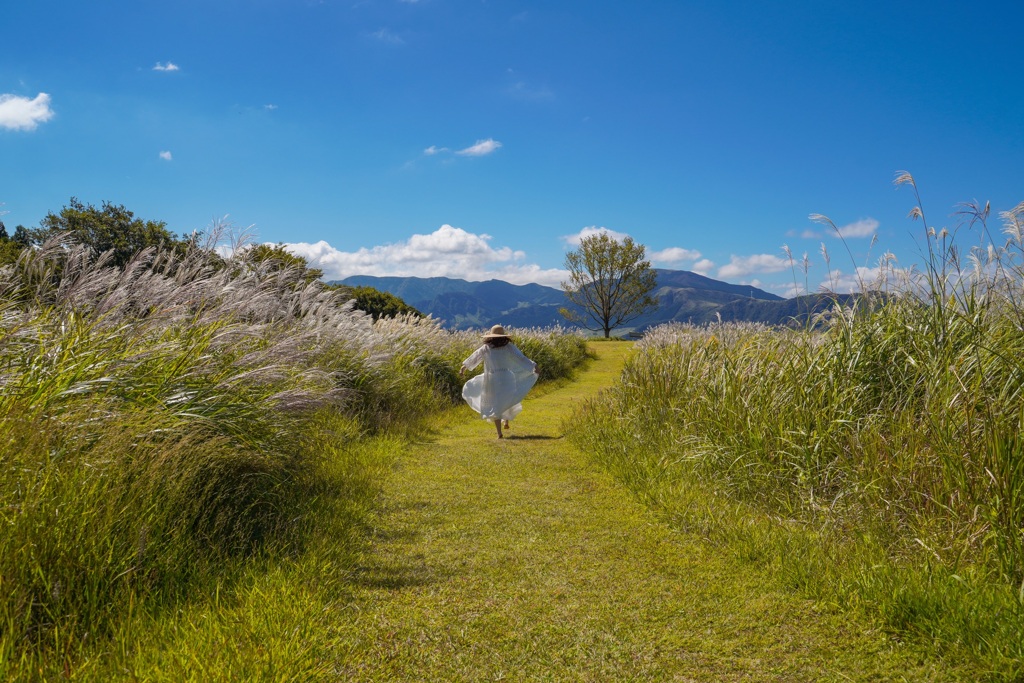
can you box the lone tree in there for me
[559,232,658,338]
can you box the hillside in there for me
[335,271,848,331]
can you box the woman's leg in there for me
[494,419,503,438]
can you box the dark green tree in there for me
[246,243,323,285]
[0,221,20,265]
[30,198,186,267]
[341,285,423,321]
[11,226,32,248]
[559,232,658,338]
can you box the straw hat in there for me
[482,324,510,340]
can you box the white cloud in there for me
[456,138,502,156]
[371,28,404,44]
[650,246,701,264]
[818,259,912,294]
[281,224,568,287]
[562,226,631,247]
[836,217,879,239]
[0,93,54,131]
[788,228,821,239]
[159,150,172,161]
[776,282,807,298]
[422,139,501,158]
[153,62,180,72]
[717,253,790,279]
[791,218,878,241]
[506,81,554,101]
[264,104,278,110]
[692,258,715,275]
[819,267,885,294]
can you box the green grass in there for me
[48,341,952,681]
[562,185,1024,679]
[0,239,591,680]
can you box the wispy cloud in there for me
[456,138,502,156]
[504,72,554,101]
[282,224,567,287]
[422,139,502,159]
[0,93,54,131]
[153,62,180,72]
[264,104,278,111]
[799,217,879,240]
[717,253,790,279]
[561,226,631,247]
[159,150,173,161]
[370,28,404,44]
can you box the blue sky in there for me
[3,1,1022,295]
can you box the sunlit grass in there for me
[0,238,589,679]
[568,185,1024,678]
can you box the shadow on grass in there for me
[351,560,436,590]
[350,499,443,590]
[504,434,562,441]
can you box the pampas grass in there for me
[568,178,1024,676]
[0,234,589,675]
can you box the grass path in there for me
[325,342,941,681]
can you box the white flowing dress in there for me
[461,343,538,422]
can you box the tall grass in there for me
[568,178,1024,677]
[0,236,587,677]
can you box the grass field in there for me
[24,341,961,682]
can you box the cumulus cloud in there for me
[836,218,879,238]
[153,62,180,72]
[819,266,888,294]
[562,226,631,247]
[692,258,715,275]
[456,138,502,156]
[650,246,701,264]
[818,255,911,294]
[281,224,567,287]
[0,93,55,131]
[717,253,790,279]
[159,150,172,161]
[423,145,449,155]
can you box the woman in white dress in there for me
[459,325,540,439]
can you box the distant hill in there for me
[334,271,853,332]
[337,275,567,330]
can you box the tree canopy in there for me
[559,233,658,338]
[328,284,423,321]
[29,198,187,267]
[246,243,324,285]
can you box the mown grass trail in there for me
[326,342,941,681]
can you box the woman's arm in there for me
[508,343,539,374]
[460,345,487,374]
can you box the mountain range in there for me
[336,270,843,333]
